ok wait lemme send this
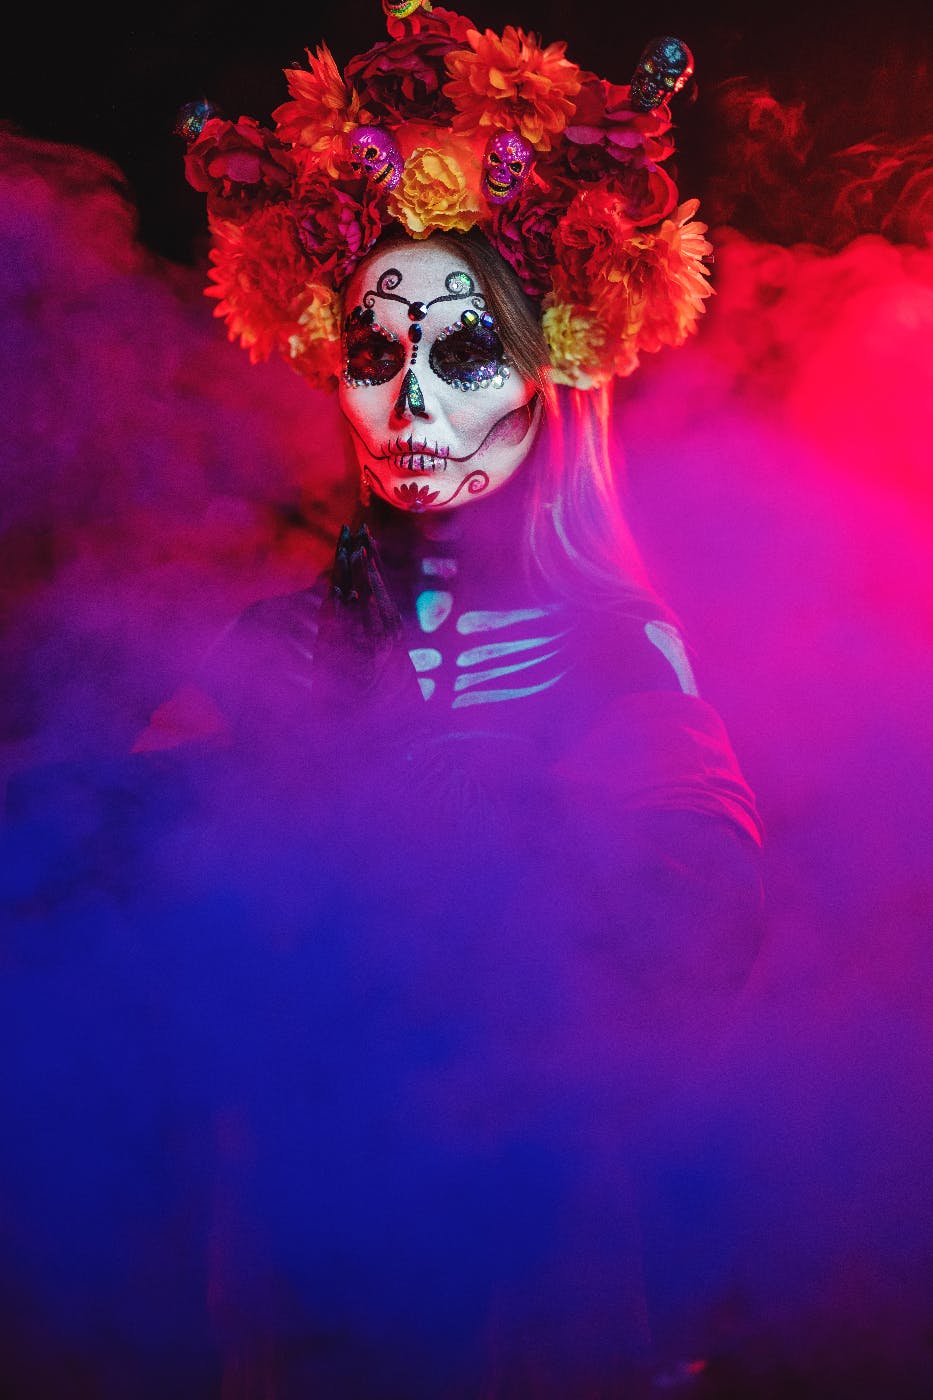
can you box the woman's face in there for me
[338,239,541,512]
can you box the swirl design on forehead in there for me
[361,269,486,318]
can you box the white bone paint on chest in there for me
[408,558,568,706]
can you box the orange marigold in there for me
[273,44,369,178]
[206,206,311,362]
[548,192,713,375]
[630,200,715,352]
[387,139,483,236]
[443,25,582,152]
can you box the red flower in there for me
[549,186,638,310]
[184,117,295,215]
[566,77,673,165]
[487,168,577,299]
[206,206,311,362]
[614,163,679,227]
[345,7,473,123]
[564,76,679,223]
[294,175,387,286]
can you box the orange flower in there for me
[444,26,581,152]
[273,44,368,178]
[387,136,483,236]
[206,206,311,362]
[631,200,715,352]
[548,192,713,379]
[581,198,713,356]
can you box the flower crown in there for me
[178,2,712,391]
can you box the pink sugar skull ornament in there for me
[348,125,404,192]
[481,132,534,206]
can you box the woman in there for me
[186,221,762,852]
[154,8,766,1390]
[166,6,758,836]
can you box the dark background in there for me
[3,0,931,263]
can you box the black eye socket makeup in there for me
[429,310,511,391]
[343,307,406,387]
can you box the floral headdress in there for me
[179,2,711,391]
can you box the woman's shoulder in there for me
[565,596,764,848]
[132,576,331,754]
[572,594,700,700]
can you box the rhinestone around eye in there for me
[460,309,479,328]
[408,301,427,321]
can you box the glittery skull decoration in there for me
[481,131,534,206]
[629,37,695,112]
[382,0,429,16]
[348,125,404,192]
[173,96,222,141]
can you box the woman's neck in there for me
[362,466,541,600]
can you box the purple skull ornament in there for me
[348,125,404,192]
[630,37,695,112]
[481,132,534,205]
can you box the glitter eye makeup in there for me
[428,310,511,392]
[343,307,406,387]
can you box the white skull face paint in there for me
[338,240,541,512]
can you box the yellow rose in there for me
[387,142,482,238]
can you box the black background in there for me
[3,0,931,263]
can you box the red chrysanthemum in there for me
[444,25,581,152]
[549,186,639,312]
[206,205,313,362]
[273,44,368,178]
[547,193,713,379]
[624,200,715,353]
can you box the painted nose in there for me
[393,368,430,420]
